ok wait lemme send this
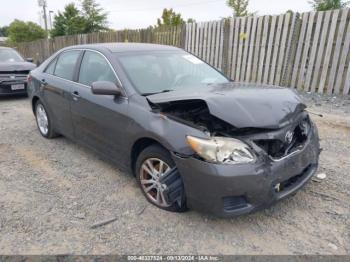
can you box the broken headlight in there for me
[186,136,256,164]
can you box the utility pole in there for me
[38,0,48,33]
[43,2,48,32]
[49,11,54,30]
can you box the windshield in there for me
[116,52,229,95]
[0,49,24,63]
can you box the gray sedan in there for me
[0,47,36,96]
[28,43,320,217]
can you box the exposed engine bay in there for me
[150,99,311,160]
[150,99,266,136]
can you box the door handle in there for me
[72,91,81,101]
[40,79,47,87]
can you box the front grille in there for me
[254,116,311,159]
[0,70,30,75]
[0,71,29,83]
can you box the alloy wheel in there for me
[36,104,49,136]
[139,158,171,207]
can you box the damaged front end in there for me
[158,167,185,207]
[252,112,312,160]
[146,89,320,216]
[148,98,313,162]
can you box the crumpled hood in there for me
[147,82,306,129]
[0,62,36,72]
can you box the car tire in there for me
[135,144,187,212]
[34,100,59,139]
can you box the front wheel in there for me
[35,100,58,139]
[135,145,186,212]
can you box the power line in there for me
[108,0,224,13]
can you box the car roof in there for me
[66,43,182,53]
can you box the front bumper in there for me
[173,125,320,217]
[0,81,28,96]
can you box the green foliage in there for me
[51,0,108,37]
[157,8,185,27]
[309,0,349,11]
[0,26,9,37]
[187,18,196,23]
[80,0,108,33]
[7,20,47,43]
[226,0,249,17]
[51,3,86,37]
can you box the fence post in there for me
[221,18,231,76]
[282,12,302,87]
[180,23,187,49]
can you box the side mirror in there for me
[91,81,122,96]
[26,58,34,63]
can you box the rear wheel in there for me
[135,145,186,212]
[35,100,58,139]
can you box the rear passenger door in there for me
[42,50,82,138]
[70,50,130,163]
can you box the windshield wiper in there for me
[142,89,174,96]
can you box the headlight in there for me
[186,136,256,164]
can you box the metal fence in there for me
[15,9,350,95]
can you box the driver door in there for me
[70,50,130,163]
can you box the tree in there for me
[309,0,349,11]
[226,0,249,17]
[51,1,109,37]
[157,8,184,27]
[0,26,9,37]
[51,3,86,37]
[80,0,109,33]
[187,18,196,23]
[7,20,47,43]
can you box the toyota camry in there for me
[27,43,320,217]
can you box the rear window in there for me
[54,50,81,81]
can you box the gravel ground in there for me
[0,92,349,255]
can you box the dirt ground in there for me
[0,94,349,255]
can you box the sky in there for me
[0,0,312,30]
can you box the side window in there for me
[54,50,81,81]
[44,57,57,75]
[78,51,117,86]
